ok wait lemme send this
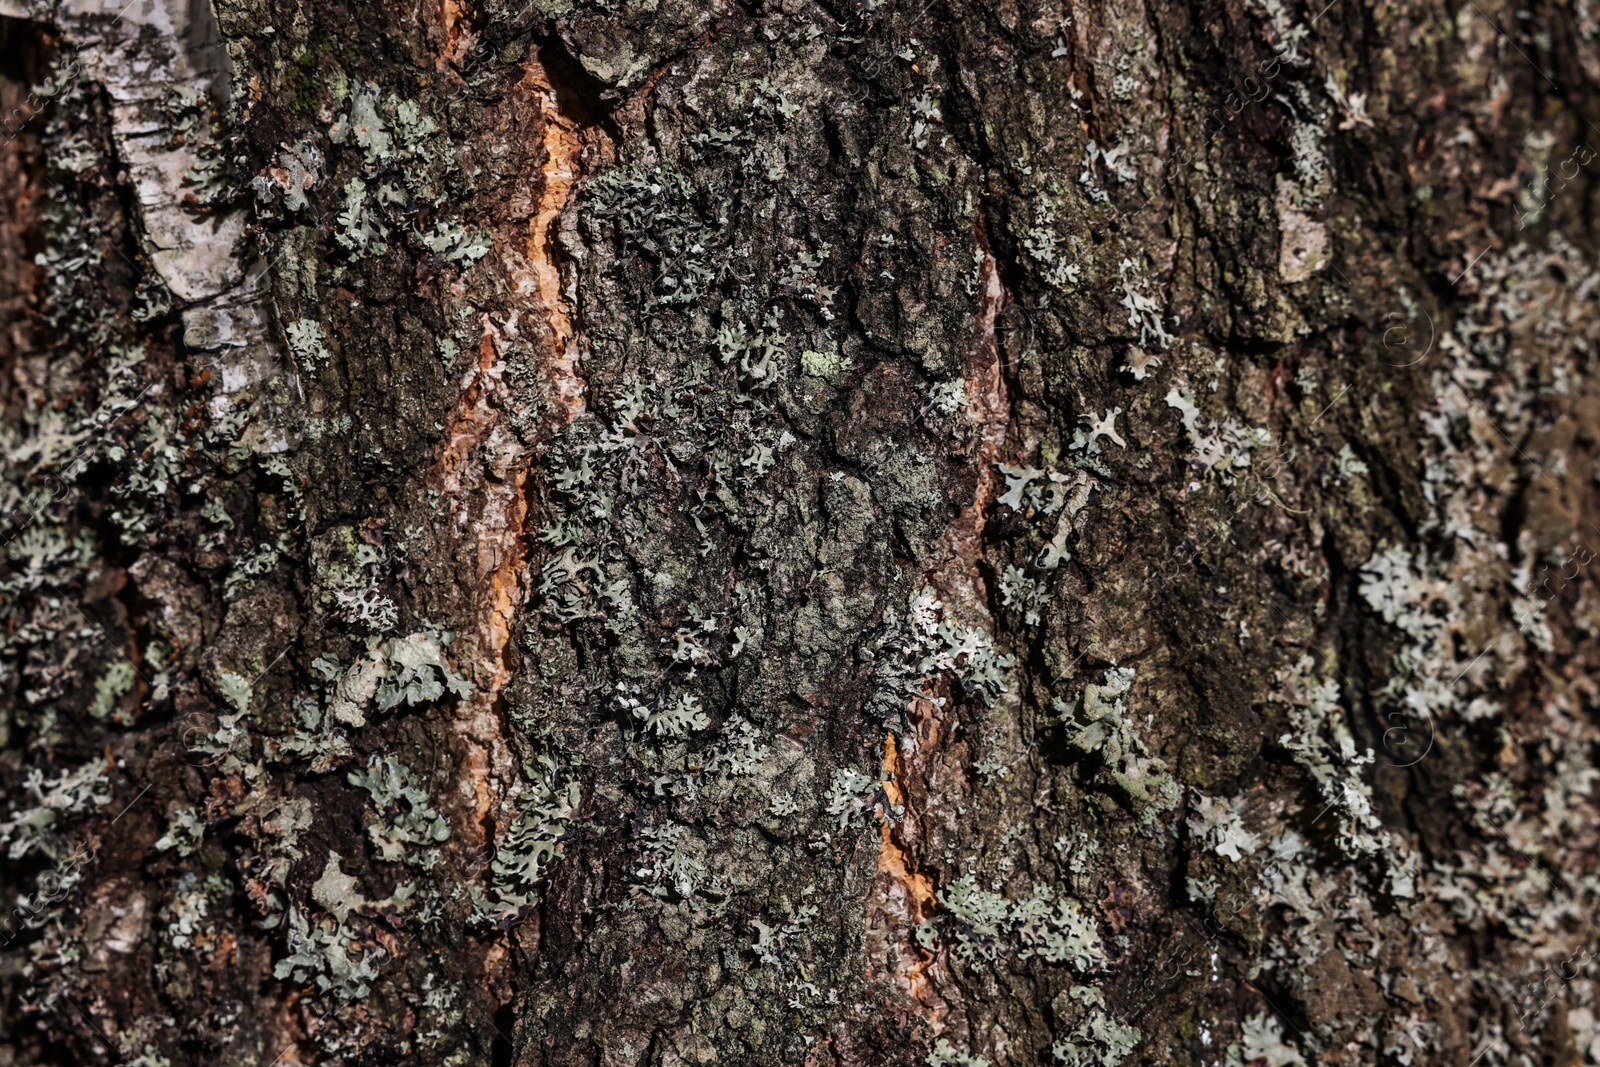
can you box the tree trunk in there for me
[1,0,1599,1063]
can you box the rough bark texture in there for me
[3,0,1600,1064]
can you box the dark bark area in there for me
[1,0,1600,1064]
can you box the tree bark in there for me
[2,0,1599,1064]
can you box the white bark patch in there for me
[8,0,298,445]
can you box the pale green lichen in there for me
[906,588,1017,704]
[1021,198,1081,289]
[87,660,136,722]
[165,872,230,953]
[217,670,253,714]
[937,875,1105,970]
[224,541,282,601]
[421,219,492,266]
[1053,1005,1141,1066]
[285,318,332,370]
[329,83,393,165]
[0,759,111,860]
[1188,793,1260,862]
[633,820,711,903]
[334,178,388,258]
[1230,1012,1304,1066]
[276,853,415,999]
[474,756,580,924]
[252,138,323,214]
[1165,385,1274,484]
[1054,667,1178,813]
[315,629,472,729]
[154,808,206,857]
[348,756,450,867]
[928,1039,990,1067]
[824,767,884,831]
[1273,655,1385,856]
[1118,259,1175,348]
[275,904,386,1000]
[617,685,709,740]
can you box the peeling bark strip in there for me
[872,728,948,1028]
[517,56,585,424]
[438,47,589,702]
[434,41,592,965]
[7,0,1600,1063]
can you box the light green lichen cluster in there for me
[159,84,230,208]
[310,83,458,267]
[1165,383,1275,484]
[348,756,450,867]
[164,872,230,952]
[1272,655,1385,857]
[312,628,472,730]
[0,759,111,861]
[928,1038,991,1066]
[1052,1004,1141,1065]
[1054,666,1179,815]
[861,587,1017,710]
[935,874,1105,970]
[474,756,581,925]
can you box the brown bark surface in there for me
[2,0,1600,1064]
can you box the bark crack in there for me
[868,243,1013,1043]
